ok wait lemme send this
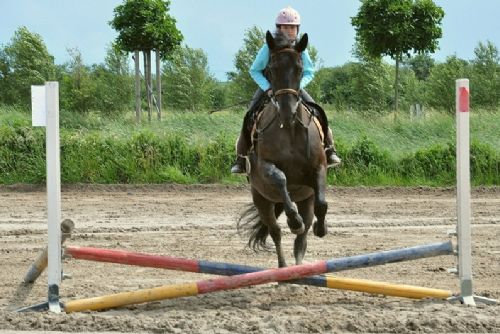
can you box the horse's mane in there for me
[272,30,293,50]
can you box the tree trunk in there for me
[144,51,152,122]
[134,51,141,123]
[156,50,162,121]
[394,54,400,116]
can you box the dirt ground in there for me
[0,184,498,333]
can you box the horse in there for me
[238,30,328,268]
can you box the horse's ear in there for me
[295,33,308,53]
[266,30,275,51]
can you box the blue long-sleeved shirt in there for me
[249,43,315,91]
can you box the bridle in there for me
[270,48,302,101]
[262,45,315,158]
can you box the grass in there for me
[1,105,498,186]
[3,105,498,152]
[329,108,500,158]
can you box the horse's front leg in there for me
[261,161,304,235]
[294,195,314,265]
[312,164,328,237]
[251,189,287,268]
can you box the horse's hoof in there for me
[290,225,305,235]
[287,214,305,235]
[313,221,327,237]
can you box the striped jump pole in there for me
[66,244,452,300]
[63,241,453,312]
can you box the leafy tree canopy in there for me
[351,0,444,111]
[352,0,444,60]
[403,53,435,80]
[110,0,182,59]
[0,26,55,106]
[163,45,216,110]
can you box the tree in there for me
[105,43,131,76]
[92,45,134,115]
[426,56,470,112]
[350,59,394,112]
[57,46,133,114]
[110,0,183,121]
[163,45,216,111]
[403,53,435,80]
[351,0,444,112]
[311,65,356,108]
[58,48,95,113]
[227,26,265,105]
[0,26,56,106]
[470,41,500,110]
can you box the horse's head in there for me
[266,30,308,127]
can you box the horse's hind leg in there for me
[294,195,314,265]
[261,162,304,235]
[252,188,287,268]
[313,165,328,238]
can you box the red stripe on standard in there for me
[459,87,469,112]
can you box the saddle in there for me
[249,101,324,150]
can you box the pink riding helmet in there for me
[275,6,301,26]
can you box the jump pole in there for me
[452,79,497,305]
[65,244,452,300]
[62,241,453,312]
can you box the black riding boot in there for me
[300,89,341,167]
[231,89,265,174]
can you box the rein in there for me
[267,46,314,159]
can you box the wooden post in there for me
[156,50,162,120]
[456,79,473,304]
[143,51,151,122]
[45,82,61,313]
[134,51,141,123]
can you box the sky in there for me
[1,1,500,81]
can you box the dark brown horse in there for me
[238,30,328,268]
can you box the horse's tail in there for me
[237,203,284,251]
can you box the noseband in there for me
[274,88,299,97]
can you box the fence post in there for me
[45,82,62,312]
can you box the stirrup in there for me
[325,147,341,168]
[328,153,342,168]
[230,157,246,174]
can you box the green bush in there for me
[400,143,455,185]
[0,126,46,183]
[470,141,499,184]
[197,133,234,183]
[1,108,498,186]
[329,136,396,185]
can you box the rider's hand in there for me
[266,89,273,98]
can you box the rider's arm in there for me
[249,44,271,91]
[300,49,315,89]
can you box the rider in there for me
[231,6,341,174]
